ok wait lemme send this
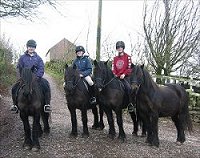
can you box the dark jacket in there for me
[17,51,44,78]
[72,56,92,77]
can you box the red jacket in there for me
[112,52,132,77]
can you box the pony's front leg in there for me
[20,112,32,150]
[142,114,152,144]
[81,107,89,137]
[32,112,41,151]
[150,112,159,147]
[129,111,138,136]
[68,106,78,137]
[99,105,105,130]
[172,115,186,144]
[104,107,116,139]
[91,106,99,129]
[41,110,50,134]
[116,109,126,142]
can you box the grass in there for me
[45,68,64,89]
[0,70,16,95]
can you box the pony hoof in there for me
[108,134,115,140]
[92,125,98,130]
[82,133,89,138]
[44,128,50,134]
[176,141,183,146]
[32,146,40,152]
[23,145,32,150]
[99,126,105,130]
[69,133,78,138]
[152,142,159,148]
[118,137,126,143]
[141,134,146,137]
[132,132,138,137]
[99,123,105,130]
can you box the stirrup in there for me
[44,104,52,113]
[90,97,97,105]
[10,105,18,114]
[128,103,135,113]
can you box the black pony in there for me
[64,64,104,137]
[93,60,138,142]
[130,64,193,147]
[17,67,50,151]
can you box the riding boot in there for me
[41,78,52,113]
[10,82,20,114]
[44,90,52,113]
[89,85,97,105]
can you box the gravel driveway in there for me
[0,73,200,158]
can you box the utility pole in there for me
[96,0,102,61]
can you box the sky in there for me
[0,1,150,62]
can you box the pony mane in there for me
[142,67,159,90]
[21,68,34,85]
[20,67,41,97]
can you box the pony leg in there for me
[99,106,105,130]
[116,109,126,142]
[81,108,89,137]
[32,113,41,151]
[69,107,78,137]
[91,106,99,130]
[151,113,159,147]
[142,114,153,145]
[41,110,50,134]
[172,115,185,144]
[129,111,138,136]
[104,108,116,139]
[141,122,147,137]
[20,112,32,150]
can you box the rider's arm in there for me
[36,55,44,78]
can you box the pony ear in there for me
[31,65,35,72]
[131,63,135,69]
[141,64,144,69]
[104,60,109,65]
[73,64,77,70]
[93,60,98,66]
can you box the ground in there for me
[0,74,200,158]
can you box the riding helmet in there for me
[75,46,85,53]
[26,39,37,48]
[116,41,125,49]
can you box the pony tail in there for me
[182,91,193,134]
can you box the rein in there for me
[96,77,116,89]
[67,77,81,89]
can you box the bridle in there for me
[66,77,82,90]
[95,77,116,89]
[130,66,145,95]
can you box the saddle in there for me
[119,79,132,95]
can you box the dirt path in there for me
[0,74,200,158]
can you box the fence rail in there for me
[152,74,200,93]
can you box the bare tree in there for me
[180,43,200,78]
[128,33,146,65]
[143,0,200,79]
[0,0,56,19]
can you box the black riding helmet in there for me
[75,46,85,53]
[116,41,125,49]
[26,39,37,48]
